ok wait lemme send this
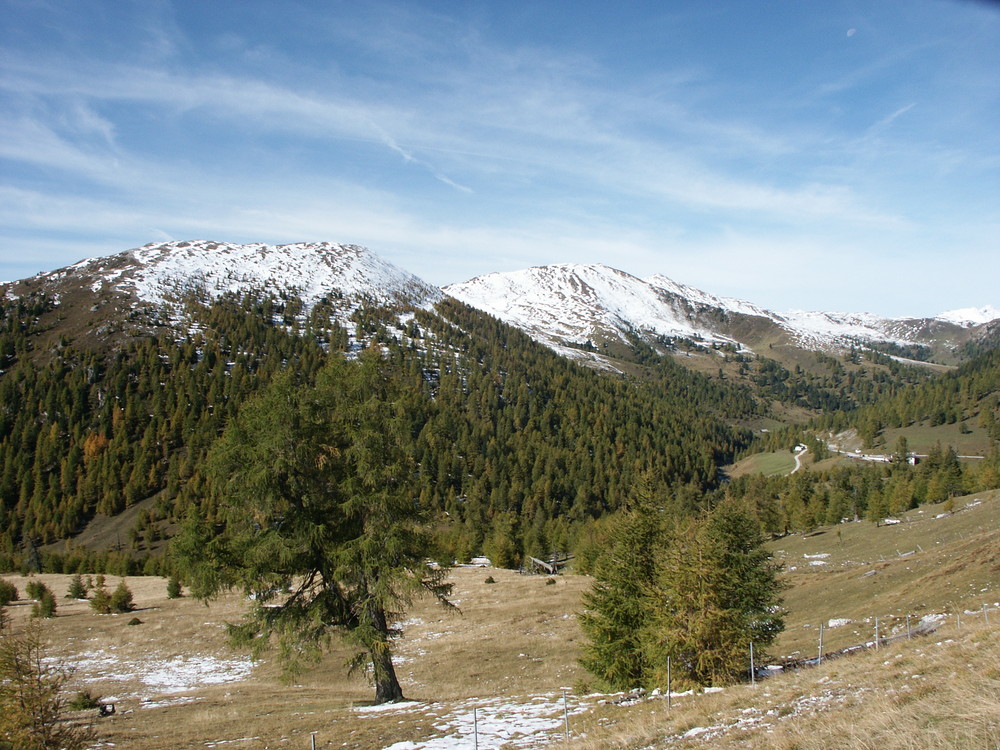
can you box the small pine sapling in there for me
[31,587,57,619]
[25,580,45,601]
[89,580,111,614]
[166,576,182,599]
[0,616,95,749]
[0,579,17,606]
[109,580,133,613]
[66,574,88,600]
[68,690,101,711]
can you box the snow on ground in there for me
[67,646,254,702]
[665,686,869,744]
[363,692,593,750]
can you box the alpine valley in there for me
[1,239,999,567]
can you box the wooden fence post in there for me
[563,690,570,742]
[667,656,672,710]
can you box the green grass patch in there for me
[728,451,797,478]
[882,423,992,457]
[768,489,1000,658]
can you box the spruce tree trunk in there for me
[372,646,405,704]
[368,604,405,704]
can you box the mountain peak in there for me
[35,240,443,311]
[446,262,998,364]
[936,305,1000,327]
[445,264,741,351]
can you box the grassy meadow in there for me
[1,490,997,749]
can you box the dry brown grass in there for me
[573,617,1000,750]
[771,490,1000,659]
[0,567,591,749]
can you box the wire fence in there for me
[770,601,995,674]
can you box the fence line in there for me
[773,603,995,673]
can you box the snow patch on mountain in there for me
[447,263,997,359]
[776,310,911,348]
[645,274,772,319]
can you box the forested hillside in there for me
[3,274,999,576]
[0,291,337,563]
[723,347,1000,536]
[819,347,1000,446]
[0,291,759,572]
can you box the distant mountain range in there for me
[445,263,1000,366]
[5,240,998,365]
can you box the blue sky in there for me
[2,0,997,316]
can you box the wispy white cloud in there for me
[865,102,916,137]
[3,53,887,230]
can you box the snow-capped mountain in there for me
[3,241,997,367]
[36,240,442,312]
[0,240,445,352]
[444,264,746,353]
[446,264,1000,362]
[936,306,1000,327]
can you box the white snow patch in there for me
[354,700,422,714]
[52,240,442,321]
[446,264,743,353]
[69,649,254,699]
[369,693,593,749]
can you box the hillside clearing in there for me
[726,451,798,478]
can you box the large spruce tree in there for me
[645,499,784,687]
[578,476,664,689]
[176,346,452,704]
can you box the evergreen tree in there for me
[66,574,87,600]
[644,500,783,687]
[166,576,182,599]
[176,348,452,704]
[0,580,16,607]
[0,614,94,750]
[578,477,664,690]
[109,580,133,613]
[867,488,889,526]
[89,579,111,615]
[30,586,55,619]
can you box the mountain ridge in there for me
[4,240,998,365]
[445,262,1000,364]
[20,239,442,311]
